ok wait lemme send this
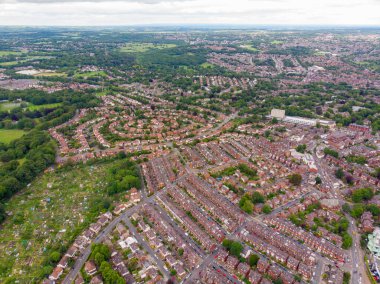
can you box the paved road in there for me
[123,216,170,279]
[62,212,129,284]
[150,201,206,257]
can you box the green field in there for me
[0,161,117,282]
[27,103,63,111]
[0,50,23,57]
[0,56,53,67]
[314,50,331,56]
[270,40,283,45]
[73,70,107,79]
[0,129,26,144]
[240,45,259,52]
[0,102,23,111]
[33,72,67,77]
[200,62,215,68]
[120,43,177,53]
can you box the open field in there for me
[0,161,117,282]
[0,50,23,57]
[240,44,259,52]
[0,129,26,144]
[27,103,63,111]
[270,40,284,44]
[0,102,23,111]
[33,72,67,77]
[120,43,177,53]
[73,70,107,79]
[200,62,215,68]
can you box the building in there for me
[271,109,286,119]
[269,109,335,128]
[368,228,380,259]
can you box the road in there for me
[312,143,370,284]
[123,216,170,279]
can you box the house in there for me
[49,267,63,281]
[75,274,85,284]
[237,262,250,278]
[90,275,103,284]
[257,258,270,274]
[65,245,78,257]
[85,261,97,276]
[248,270,262,284]
[58,256,68,269]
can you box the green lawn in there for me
[0,102,23,111]
[0,161,117,282]
[0,129,26,144]
[73,70,107,79]
[0,50,23,57]
[120,43,177,53]
[200,62,215,68]
[27,103,63,111]
[270,40,283,45]
[33,72,67,77]
[240,45,259,52]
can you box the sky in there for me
[0,0,379,26]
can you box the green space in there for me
[0,102,23,111]
[270,40,283,45]
[120,43,177,53]
[0,129,26,144]
[314,50,331,56]
[0,161,118,282]
[73,70,107,79]
[200,62,215,68]
[0,51,23,57]
[240,44,259,52]
[27,103,63,111]
[33,72,67,77]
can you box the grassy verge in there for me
[0,129,27,144]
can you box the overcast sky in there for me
[0,0,379,26]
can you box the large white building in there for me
[368,228,380,259]
[269,109,336,128]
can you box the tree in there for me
[252,191,265,204]
[324,147,339,158]
[342,203,351,214]
[49,251,61,263]
[241,199,254,214]
[351,188,374,203]
[288,173,302,186]
[342,233,353,249]
[262,204,272,214]
[343,272,351,284]
[230,242,243,257]
[248,254,259,267]
[94,252,105,266]
[351,204,365,218]
[315,176,322,185]
[296,144,307,154]
[335,168,344,179]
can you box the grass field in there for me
[0,161,118,282]
[314,51,331,56]
[120,43,177,53]
[200,62,215,68]
[271,40,284,45]
[27,103,63,111]
[33,72,67,77]
[73,70,107,79]
[0,51,23,57]
[0,102,22,111]
[240,45,259,52]
[0,129,26,144]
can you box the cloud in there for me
[0,0,379,26]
